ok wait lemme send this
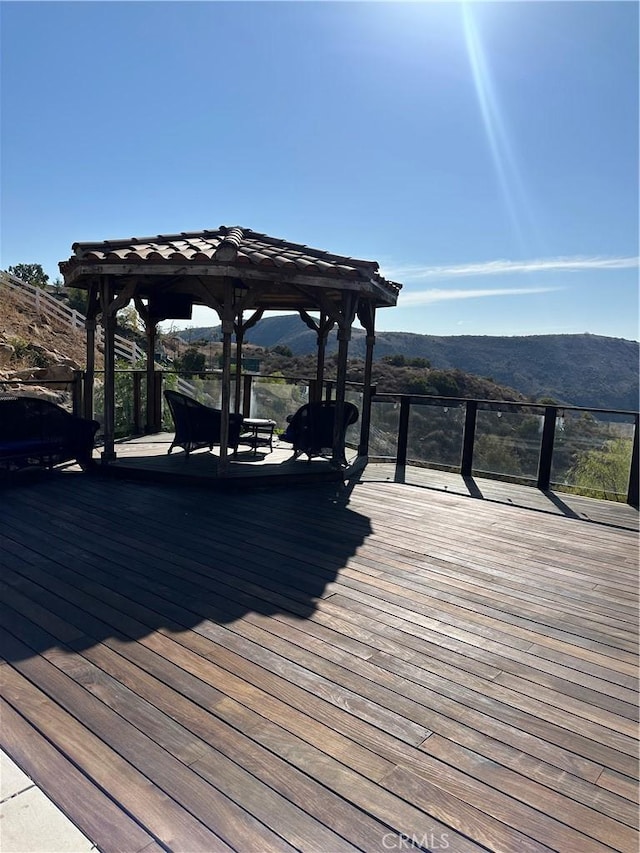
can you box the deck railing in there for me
[2,368,637,506]
[368,393,639,507]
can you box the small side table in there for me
[241,418,277,455]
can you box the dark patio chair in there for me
[0,396,99,472]
[164,390,243,456]
[280,400,359,463]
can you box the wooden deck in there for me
[0,468,637,852]
[103,432,358,488]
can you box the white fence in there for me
[2,270,197,398]
[1,271,144,364]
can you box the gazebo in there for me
[59,225,401,474]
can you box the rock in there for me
[0,342,15,366]
[41,364,76,383]
[13,367,46,380]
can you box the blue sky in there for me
[1,1,638,340]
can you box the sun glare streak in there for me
[462,4,538,254]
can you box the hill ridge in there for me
[176,317,639,411]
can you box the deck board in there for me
[1,469,637,852]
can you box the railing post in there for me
[242,373,252,418]
[358,383,376,457]
[71,370,83,417]
[132,371,142,434]
[461,400,478,477]
[395,396,410,473]
[393,396,411,483]
[537,406,557,491]
[627,414,639,508]
[153,371,163,432]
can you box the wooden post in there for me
[333,326,350,465]
[357,303,376,457]
[100,277,117,463]
[84,318,96,421]
[234,322,244,415]
[358,338,376,456]
[145,322,157,433]
[299,310,334,404]
[218,280,234,474]
[332,292,357,466]
[233,305,262,415]
[315,315,333,404]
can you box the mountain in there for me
[178,317,639,411]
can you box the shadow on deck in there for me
[0,465,638,852]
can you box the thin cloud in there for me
[385,255,639,281]
[400,286,562,307]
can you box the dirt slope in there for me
[0,282,94,379]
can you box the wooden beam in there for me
[103,279,138,317]
[64,264,398,304]
[190,278,224,315]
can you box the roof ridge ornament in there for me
[215,226,244,262]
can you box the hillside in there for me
[3,278,636,413]
[0,280,91,380]
[179,317,639,411]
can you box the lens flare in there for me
[461,4,540,254]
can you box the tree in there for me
[568,438,632,500]
[7,263,49,289]
[65,287,88,314]
[428,371,461,397]
[272,344,293,357]
[382,354,407,367]
[176,347,206,373]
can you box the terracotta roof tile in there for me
[62,225,401,297]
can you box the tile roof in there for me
[62,225,401,295]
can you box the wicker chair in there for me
[0,396,99,472]
[280,400,359,463]
[164,390,243,456]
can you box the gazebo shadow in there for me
[1,474,373,663]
